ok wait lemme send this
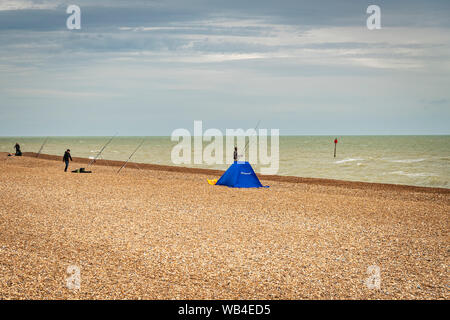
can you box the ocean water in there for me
[1,136,448,188]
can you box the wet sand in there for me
[0,152,448,299]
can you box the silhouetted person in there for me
[63,149,72,172]
[14,143,22,156]
[233,146,238,162]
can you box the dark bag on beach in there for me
[71,167,92,173]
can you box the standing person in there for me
[63,149,73,172]
[14,143,22,156]
[233,146,238,162]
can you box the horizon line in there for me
[0,134,449,138]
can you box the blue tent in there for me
[216,161,266,188]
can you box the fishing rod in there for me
[87,133,117,168]
[243,120,261,154]
[36,137,49,158]
[117,139,145,174]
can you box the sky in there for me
[0,0,449,136]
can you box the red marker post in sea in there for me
[334,138,338,158]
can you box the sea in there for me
[1,136,448,189]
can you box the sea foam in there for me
[388,158,426,163]
[335,158,363,164]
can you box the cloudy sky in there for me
[0,0,449,135]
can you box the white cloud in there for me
[0,0,58,11]
[4,88,123,98]
[114,20,450,71]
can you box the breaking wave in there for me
[335,158,363,164]
[389,171,438,177]
[388,158,426,163]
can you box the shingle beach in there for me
[0,153,448,299]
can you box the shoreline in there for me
[13,152,449,194]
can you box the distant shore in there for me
[17,152,450,194]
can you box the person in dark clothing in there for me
[233,146,238,162]
[14,143,22,156]
[63,149,73,172]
